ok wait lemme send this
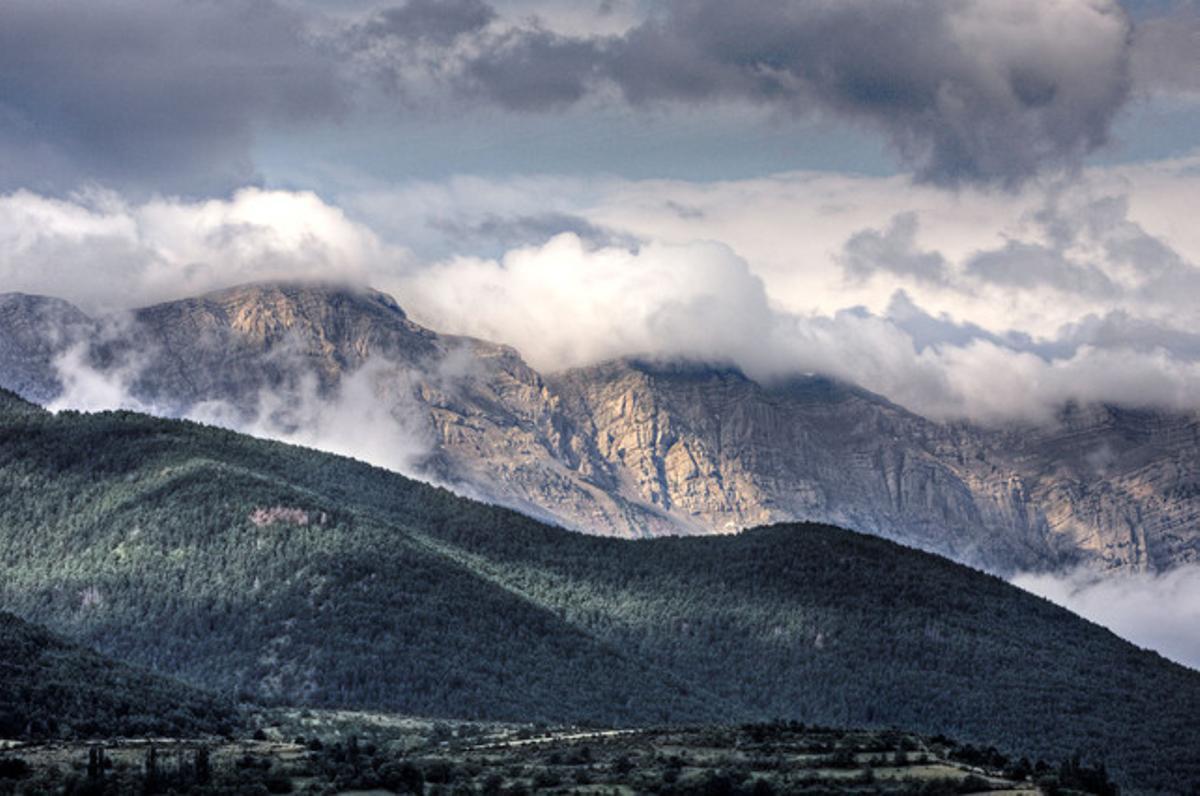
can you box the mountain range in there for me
[1,386,1198,792]
[2,282,1198,575]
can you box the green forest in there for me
[0,610,234,739]
[0,388,1198,792]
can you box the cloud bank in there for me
[375,158,1200,424]
[0,0,346,195]
[47,335,436,478]
[400,232,1200,424]
[0,187,405,313]
[10,155,1200,425]
[349,0,1135,186]
[187,361,435,477]
[5,0,1180,190]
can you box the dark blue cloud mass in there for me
[0,0,346,195]
[1,0,1188,193]
[357,0,1137,187]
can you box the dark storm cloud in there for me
[630,0,1130,186]
[624,0,1132,187]
[375,0,1134,187]
[0,0,345,195]
[460,29,604,111]
[1131,5,1200,96]
[0,0,1140,191]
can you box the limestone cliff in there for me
[3,282,1198,574]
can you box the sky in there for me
[4,0,1200,425]
[5,0,1200,667]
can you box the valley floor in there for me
[0,711,1098,795]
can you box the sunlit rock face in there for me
[548,361,1066,571]
[2,282,1199,575]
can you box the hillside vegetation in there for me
[0,610,234,739]
[0,388,1197,791]
[0,721,1119,795]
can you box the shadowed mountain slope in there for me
[0,609,235,739]
[0,391,1198,791]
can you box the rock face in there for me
[2,282,1199,574]
[0,293,93,403]
[551,362,1200,572]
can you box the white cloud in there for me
[10,154,1200,425]
[0,186,408,313]
[46,342,154,415]
[349,159,1200,342]
[399,233,775,373]
[45,333,439,479]
[1014,566,1200,671]
[391,173,1200,423]
[187,360,435,477]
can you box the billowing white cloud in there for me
[45,333,437,478]
[0,187,406,313]
[1014,566,1200,671]
[187,361,435,477]
[350,157,1200,339]
[47,342,155,415]
[394,229,1200,424]
[372,156,1200,423]
[10,154,1200,425]
[400,233,775,373]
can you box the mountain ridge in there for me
[1,390,1199,791]
[2,282,1198,574]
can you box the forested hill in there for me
[0,610,235,739]
[1,389,1198,792]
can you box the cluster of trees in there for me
[0,745,280,795]
[0,391,1197,791]
[0,731,1125,796]
[936,741,1118,796]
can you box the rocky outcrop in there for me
[3,282,1199,574]
[550,361,1066,571]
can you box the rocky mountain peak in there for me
[199,281,408,327]
[135,281,417,359]
[2,282,1199,574]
